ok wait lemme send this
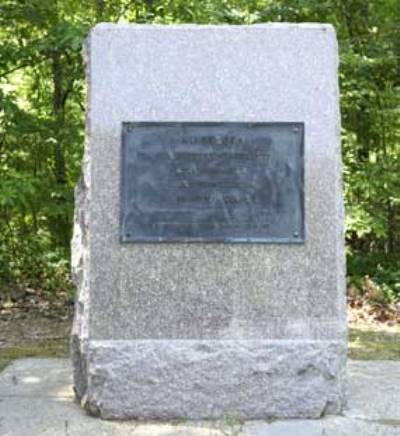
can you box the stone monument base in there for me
[72,339,345,420]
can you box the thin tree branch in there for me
[0,55,51,79]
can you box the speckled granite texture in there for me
[84,340,346,420]
[72,23,346,419]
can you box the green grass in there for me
[0,338,69,372]
[348,326,400,360]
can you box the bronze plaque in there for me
[121,122,304,243]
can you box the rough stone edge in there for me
[331,27,348,409]
[83,339,346,420]
[70,31,92,406]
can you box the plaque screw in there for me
[293,127,299,133]
[293,231,299,237]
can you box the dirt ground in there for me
[0,310,72,371]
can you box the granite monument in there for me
[72,23,347,419]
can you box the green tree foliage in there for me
[0,0,399,299]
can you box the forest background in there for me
[0,0,399,308]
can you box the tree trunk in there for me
[51,49,70,248]
[51,50,66,185]
[96,0,105,21]
[387,203,397,254]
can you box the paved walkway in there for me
[1,359,400,435]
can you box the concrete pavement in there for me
[1,359,400,435]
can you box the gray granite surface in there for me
[84,339,345,419]
[72,24,346,419]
